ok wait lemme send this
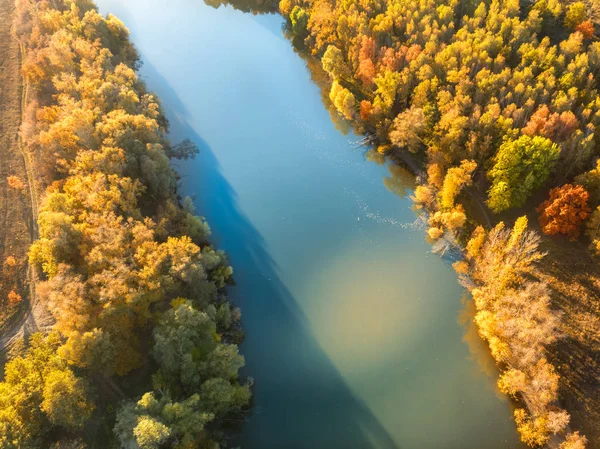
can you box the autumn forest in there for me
[0,0,599,448]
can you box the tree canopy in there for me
[2,0,250,446]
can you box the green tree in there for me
[290,6,309,37]
[487,136,560,213]
[115,392,214,449]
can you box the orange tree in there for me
[537,184,591,239]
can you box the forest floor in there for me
[0,0,51,364]
[484,183,600,448]
[537,237,600,448]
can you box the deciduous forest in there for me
[1,0,600,447]
[0,1,250,447]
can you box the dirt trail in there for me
[0,0,51,359]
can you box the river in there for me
[95,1,524,448]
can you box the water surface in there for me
[95,1,524,448]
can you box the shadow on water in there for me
[139,58,401,449]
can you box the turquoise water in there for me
[95,1,524,448]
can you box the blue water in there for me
[95,1,524,448]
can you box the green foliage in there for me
[487,136,560,213]
[290,6,309,37]
[153,302,247,391]
[115,301,250,449]
[115,393,214,449]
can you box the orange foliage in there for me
[4,256,17,268]
[576,20,595,39]
[8,290,22,305]
[7,175,26,191]
[357,58,376,86]
[522,106,579,142]
[538,184,591,239]
[357,36,376,86]
[360,100,373,121]
[380,47,400,72]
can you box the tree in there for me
[487,136,560,213]
[357,36,377,86]
[0,333,94,446]
[575,159,600,205]
[115,392,215,449]
[133,417,171,449]
[514,408,550,447]
[321,45,349,80]
[7,175,26,191]
[565,2,587,29]
[290,6,308,37]
[547,410,570,434]
[498,369,527,397]
[537,184,591,239]
[374,70,401,113]
[522,106,579,142]
[329,81,356,120]
[560,432,588,449]
[576,19,594,38]
[41,370,94,429]
[440,160,477,209]
[389,107,427,153]
[153,301,246,393]
[199,378,251,415]
[166,139,199,160]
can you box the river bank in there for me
[93,1,530,447]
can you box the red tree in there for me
[537,184,591,239]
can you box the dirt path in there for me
[0,0,51,359]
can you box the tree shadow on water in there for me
[139,59,401,449]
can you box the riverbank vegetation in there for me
[270,0,600,445]
[205,0,600,445]
[457,218,581,447]
[0,0,250,447]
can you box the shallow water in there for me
[95,1,524,448]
